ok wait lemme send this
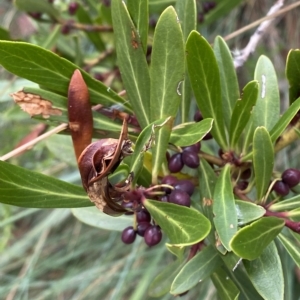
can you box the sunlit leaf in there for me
[235,200,266,226]
[286,49,300,103]
[278,233,300,268]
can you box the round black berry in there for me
[169,190,191,207]
[182,151,199,168]
[183,142,201,153]
[144,225,162,246]
[137,222,151,237]
[273,180,290,196]
[168,153,184,173]
[162,175,177,193]
[68,2,79,15]
[203,132,213,140]
[282,168,300,188]
[174,179,195,196]
[194,110,203,122]
[121,226,136,244]
[136,209,151,223]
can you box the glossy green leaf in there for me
[143,199,211,247]
[244,241,284,300]
[269,97,300,143]
[211,267,240,300]
[76,5,105,51]
[150,6,184,121]
[0,41,128,110]
[111,0,150,128]
[175,0,196,122]
[71,207,132,231]
[186,31,227,149]
[286,49,300,103]
[229,81,258,148]
[171,245,222,294]
[15,0,61,21]
[127,0,148,53]
[0,161,91,208]
[253,127,274,201]
[213,164,237,251]
[169,118,213,146]
[278,233,300,268]
[166,244,185,260]
[270,195,300,211]
[230,217,284,260]
[253,55,280,131]
[199,158,217,201]
[235,200,266,226]
[214,36,240,132]
[148,259,183,298]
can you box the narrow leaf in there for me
[211,267,240,300]
[230,81,258,148]
[169,118,213,146]
[286,49,300,103]
[111,0,150,128]
[235,200,266,226]
[186,31,227,149]
[127,0,148,53]
[270,96,300,142]
[0,41,128,110]
[253,55,280,131]
[253,127,274,201]
[171,245,222,294]
[244,241,284,300]
[143,199,211,247]
[230,217,285,260]
[0,161,91,208]
[214,36,240,132]
[213,164,237,251]
[72,207,132,231]
[269,195,300,211]
[278,233,300,268]
[150,6,184,121]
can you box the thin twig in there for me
[0,123,68,161]
[233,0,285,68]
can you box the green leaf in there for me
[286,49,300,103]
[0,161,91,208]
[278,233,300,268]
[244,241,284,300]
[148,259,183,298]
[269,97,300,143]
[253,127,274,201]
[229,81,258,148]
[169,118,213,146]
[41,24,61,50]
[15,0,61,21]
[166,244,185,260]
[230,217,285,260]
[186,31,227,149]
[269,195,300,211]
[211,267,240,300]
[214,36,240,132]
[235,200,266,226]
[213,164,237,251]
[0,41,128,110]
[143,199,211,247]
[76,5,105,51]
[171,245,222,294]
[71,207,132,231]
[150,6,184,121]
[0,27,11,41]
[253,55,280,131]
[127,0,148,53]
[111,0,150,128]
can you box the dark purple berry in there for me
[162,175,177,193]
[136,209,151,223]
[103,0,111,7]
[194,110,203,122]
[160,195,168,202]
[169,190,191,207]
[282,168,300,188]
[197,12,205,23]
[121,226,136,244]
[183,142,201,153]
[241,168,251,180]
[28,12,42,19]
[174,180,195,196]
[203,132,213,140]
[68,2,79,15]
[168,153,184,173]
[137,222,151,237]
[61,23,72,35]
[182,151,199,168]
[236,181,248,191]
[273,180,290,196]
[144,225,162,246]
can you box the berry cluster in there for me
[168,142,200,173]
[273,168,300,196]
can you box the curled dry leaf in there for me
[11,91,62,118]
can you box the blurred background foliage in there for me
[1,0,300,299]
